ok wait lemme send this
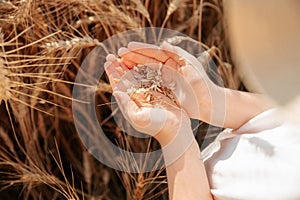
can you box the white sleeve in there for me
[202,109,300,200]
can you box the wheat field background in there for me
[0,0,241,199]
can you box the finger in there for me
[106,54,117,62]
[105,59,133,90]
[164,57,178,70]
[113,91,132,121]
[162,42,203,67]
[118,47,159,66]
[179,64,206,83]
[104,61,124,76]
[104,61,121,87]
[128,41,169,63]
[162,42,208,81]
[105,62,124,78]
[161,42,186,66]
[161,59,177,84]
[162,42,208,76]
[143,62,162,70]
[106,53,131,72]
[120,57,136,69]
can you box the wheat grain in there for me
[43,36,100,50]
[127,64,177,105]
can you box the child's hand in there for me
[104,55,191,146]
[116,42,274,129]
[117,42,219,123]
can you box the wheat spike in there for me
[0,59,12,102]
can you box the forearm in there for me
[198,84,274,129]
[222,88,274,129]
[159,129,212,200]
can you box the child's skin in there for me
[104,41,273,199]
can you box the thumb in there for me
[162,41,203,70]
[113,90,130,106]
[113,91,131,120]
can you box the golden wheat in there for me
[0,0,238,199]
[0,59,11,102]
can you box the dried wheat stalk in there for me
[0,0,238,199]
[0,59,11,102]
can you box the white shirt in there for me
[202,109,300,200]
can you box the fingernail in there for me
[118,47,129,56]
[161,41,174,53]
[127,41,139,48]
[128,41,146,50]
[162,41,172,48]
[104,61,112,69]
[106,54,116,62]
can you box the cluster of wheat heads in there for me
[0,0,239,199]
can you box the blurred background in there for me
[224,0,300,106]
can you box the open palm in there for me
[104,55,190,145]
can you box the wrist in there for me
[194,79,220,122]
[158,124,196,166]
[155,119,192,147]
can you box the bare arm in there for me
[160,133,212,200]
[221,88,274,129]
[193,80,274,129]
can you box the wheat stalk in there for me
[0,0,239,199]
[0,59,12,102]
